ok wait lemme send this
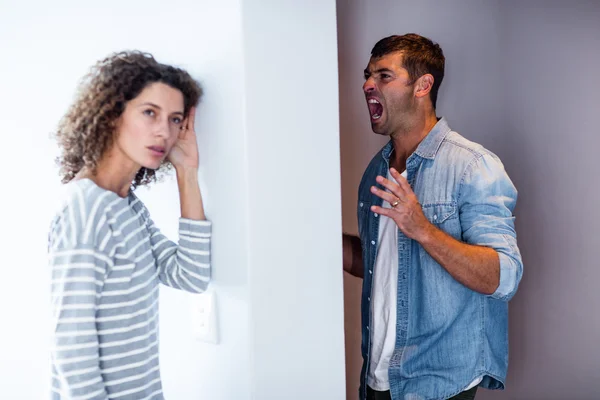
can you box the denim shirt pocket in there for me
[421,202,461,239]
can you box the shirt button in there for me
[374,213,378,217]
[368,297,371,301]
[433,214,438,221]
[371,240,375,245]
[360,202,364,207]
[366,326,369,330]
[369,270,373,274]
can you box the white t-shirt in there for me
[367,170,405,390]
[366,170,482,392]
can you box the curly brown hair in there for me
[55,51,202,187]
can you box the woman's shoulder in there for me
[57,178,127,215]
[49,179,130,248]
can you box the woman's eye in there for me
[143,109,155,117]
[172,117,182,124]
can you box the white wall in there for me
[0,1,251,398]
[241,1,346,398]
[0,1,345,399]
[337,0,600,399]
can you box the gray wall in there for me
[484,1,600,398]
[337,1,600,399]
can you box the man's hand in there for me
[343,234,363,279]
[369,168,502,295]
[369,167,434,242]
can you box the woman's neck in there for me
[76,146,140,198]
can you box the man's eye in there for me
[381,74,391,79]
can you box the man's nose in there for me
[363,77,375,93]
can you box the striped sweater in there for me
[48,179,211,399]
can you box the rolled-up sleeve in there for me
[458,153,523,301]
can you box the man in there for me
[343,34,523,400]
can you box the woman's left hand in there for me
[168,106,199,170]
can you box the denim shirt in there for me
[357,118,523,400]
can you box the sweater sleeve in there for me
[48,185,113,399]
[143,211,212,293]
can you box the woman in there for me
[48,51,211,399]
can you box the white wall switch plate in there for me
[191,291,219,344]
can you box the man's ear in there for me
[414,74,434,99]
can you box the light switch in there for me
[191,291,218,344]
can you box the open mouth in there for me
[367,98,383,121]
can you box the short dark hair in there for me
[371,33,445,109]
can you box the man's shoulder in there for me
[437,130,504,172]
[437,130,514,196]
[443,131,497,158]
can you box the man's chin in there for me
[370,122,389,136]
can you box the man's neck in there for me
[389,113,439,172]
